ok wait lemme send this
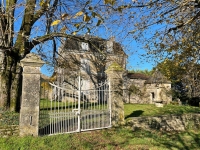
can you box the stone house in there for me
[56,35,127,90]
[52,35,172,104]
[124,70,172,104]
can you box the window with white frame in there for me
[81,42,89,51]
[80,58,90,73]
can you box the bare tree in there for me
[116,0,200,99]
[0,0,128,111]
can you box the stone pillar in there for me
[106,62,124,125]
[19,53,44,136]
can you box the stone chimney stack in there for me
[107,36,115,53]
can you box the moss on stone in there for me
[106,62,124,72]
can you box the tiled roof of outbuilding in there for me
[144,70,171,84]
[127,73,149,80]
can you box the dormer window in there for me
[107,40,113,53]
[81,42,89,51]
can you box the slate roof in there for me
[62,35,125,55]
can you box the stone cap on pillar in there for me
[20,53,45,67]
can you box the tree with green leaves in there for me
[128,69,152,76]
[156,58,200,100]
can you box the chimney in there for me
[107,36,115,53]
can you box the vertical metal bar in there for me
[61,88,63,133]
[107,82,109,126]
[64,88,67,133]
[53,87,56,134]
[85,91,87,130]
[99,85,101,128]
[47,87,49,134]
[78,74,81,132]
[93,90,95,128]
[89,90,92,129]
[109,81,112,127]
[67,90,69,132]
[50,84,53,135]
[57,87,60,134]
[94,89,97,128]
[102,83,105,127]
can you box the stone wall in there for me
[127,114,200,132]
[1,114,200,137]
[124,78,147,104]
[0,125,19,137]
[124,82,172,104]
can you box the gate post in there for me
[19,53,44,136]
[106,62,124,126]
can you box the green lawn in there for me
[40,99,108,110]
[0,104,200,149]
[1,103,200,126]
[0,127,200,150]
[124,104,200,119]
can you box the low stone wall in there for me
[127,113,200,132]
[0,125,19,137]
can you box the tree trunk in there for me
[0,72,10,109]
[10,62,22,112]
[0,54,22,112]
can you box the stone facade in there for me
[124,73,149,103]
[56,35,127,91]
[54,35,172,105]
[124,71,172,104]
[0,125,19,137]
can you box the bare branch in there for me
[33,0,51,23]
[168,11,200,33]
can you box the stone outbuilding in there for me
[124,70,172,104]
[144,70,172,104]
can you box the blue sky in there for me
[10,0,155,76]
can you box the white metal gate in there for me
[39,76,111,135]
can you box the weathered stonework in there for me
[19,53,44,136]
[0,125,19,137]
[127,114,200,132]
[106,63,124,125]
[124,71,172,105]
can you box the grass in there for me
[124,104,200,120]
[40,99,108,110]
[0,127,200,149]
[0,104,200,149]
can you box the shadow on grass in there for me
[125,110,144,119]
[93,127,200,149]
[123,129,200,150]
[157,131,200,150]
